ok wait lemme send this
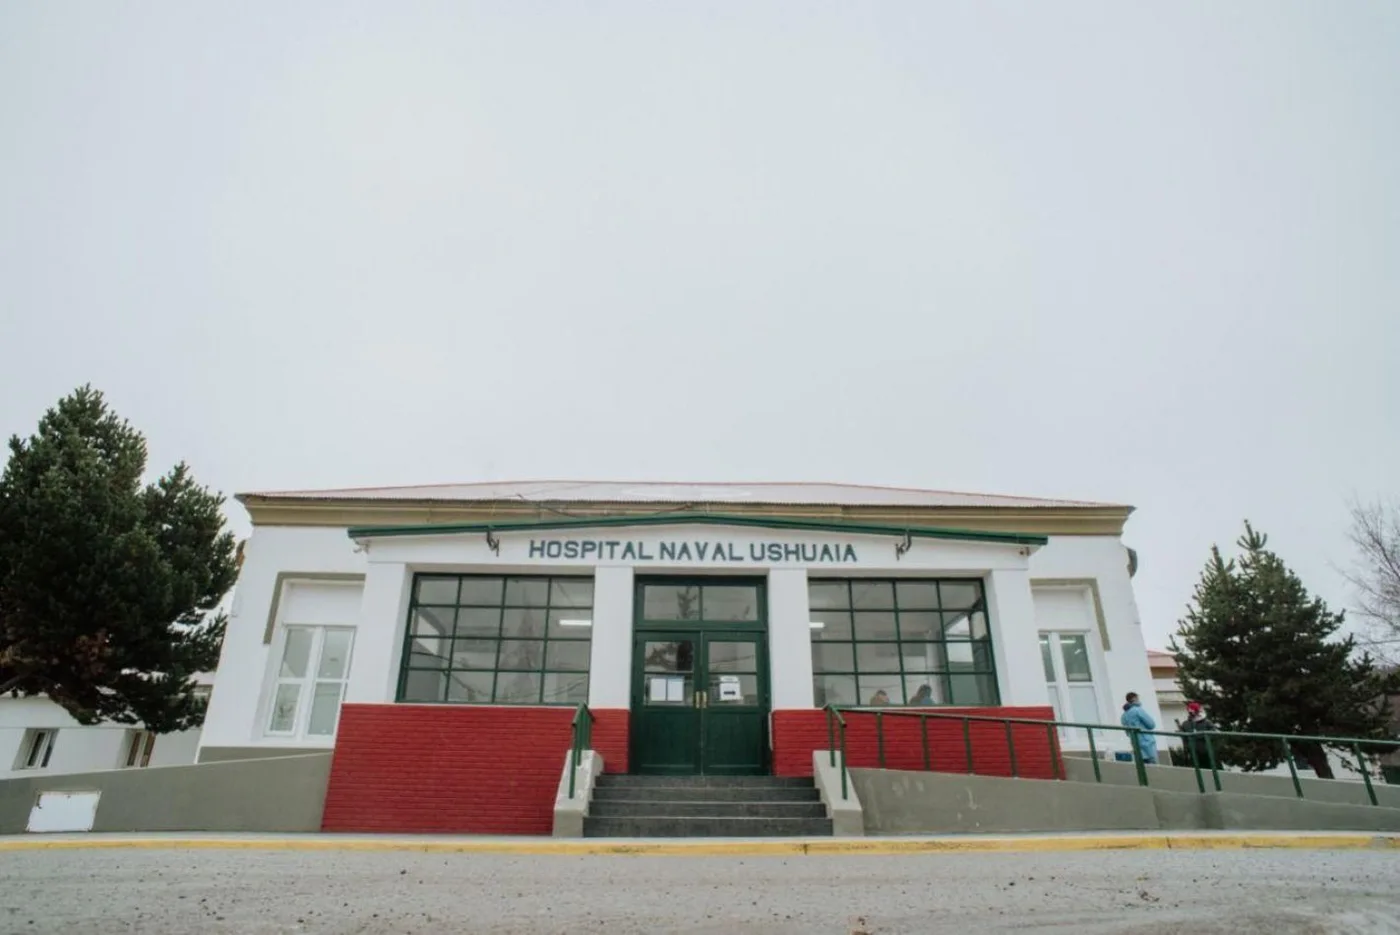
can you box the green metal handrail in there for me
[567,703,594,800]
[825,706,1397,807]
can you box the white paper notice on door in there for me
[648,677,668,702]
[649,677,687,703]
[666,678,686,702]
[718,675,743,702]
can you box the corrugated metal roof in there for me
[239,480,1126,510]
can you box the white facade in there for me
[201,512,1158,758]
[0,696,203,779]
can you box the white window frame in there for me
[1039,629,1107,747]
[15,729,58,770]
[265,624,355,741]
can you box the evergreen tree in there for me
[1170,522,1397,778]
[0,387,235,732]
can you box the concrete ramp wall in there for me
[0,753,332,834]
[1061,756,1400,809]
[850,768,1400,836]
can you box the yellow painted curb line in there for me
[0,834,1396,856]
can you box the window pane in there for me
[809,611,853,641]
[451,639,499,670]
[446,670,493,703]
[408,636,450,670]
[643,585,701,620]
[458,577,504,605]
[949,673,997,705]
[896,612,939,641]
[643,640,696,673]
[807,582,850,610]
[402,669,447,703]
[702,586,759,621]
[415,576,458,605]
[813,674,857,707]
[453,607,501,638]
[1047,684,1063,721]
[904,675,947,705]
[708,673,759,705]
[855,642,902,673]
[497,640,545,670]
[967,611,989,639]
[1068,684,1099,724]
[551,579,594,608]
[895,582,939,610]
[852,612,898,640]
[939,581,981,611]
[707,641,758,672]
[307,683,343,736]
[317,629,353,679]
[545,641,591,672]
[857,675,905,706]
[851,581,894,609]
[542,673,589,705]
[411,607,457,638]
[505,578,550,606]
[501,607,546,638]
[548,609,593,637]
[1040,634,1056,681]
[946,641,993,671]
[901,642,947,673]
[811,643,854,673]
[1059,634,1093,682]
[269,684,301,731]
[942,612,973,639]
[280,629,313,678]
[495,672,542,704]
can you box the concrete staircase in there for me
[583,775,834,837]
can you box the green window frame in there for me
[397,574,593,706]
[809,578,1000,708]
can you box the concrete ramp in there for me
[850,767,1400,835]
[0,753,332,834]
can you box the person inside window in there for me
[868,689,890,706]
[909,684,934,706]
[1120,692,1158,764]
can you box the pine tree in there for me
[1170,522,1398,778]
[0,386,236,732]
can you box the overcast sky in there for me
[2,2,1397,652]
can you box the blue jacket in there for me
[1120,703,1158,760]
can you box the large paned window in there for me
[399,575,593,706]
[809,578,999,707]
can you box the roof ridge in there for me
[245,478,1119,506]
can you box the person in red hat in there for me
[1177,701,1216,768]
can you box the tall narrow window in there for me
[398,575,593,705]
[123,730,156,768]
[267,626,355,738]
[809,579,999,707]
[15,729,57,770]
[1040,631,1102,743]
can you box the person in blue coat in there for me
[1120,692,1158,763]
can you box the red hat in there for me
[1186,701,1202,713]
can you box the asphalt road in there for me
[0,846,1397,934]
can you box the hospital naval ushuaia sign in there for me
[528,538,860,564]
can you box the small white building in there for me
[0,688,207,779]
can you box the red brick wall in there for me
[772,706,1061,780]
[321,704,629,835]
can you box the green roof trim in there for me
[345,513,1048,547]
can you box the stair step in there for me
[591,786,822,803]
[589,800,828,819]
[583,816,834,838]
[595,775,815,788]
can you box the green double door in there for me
[630,579,770,775]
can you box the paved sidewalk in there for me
[1,829,1397,855]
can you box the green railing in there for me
[567,703,593,800]
[821,705,1397,806]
